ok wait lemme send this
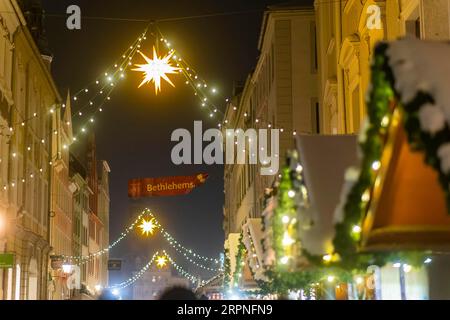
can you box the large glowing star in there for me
[139,218,157,236]
[132,47,181,95]
[156,255,168,268]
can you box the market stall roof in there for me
[359,38,450,251]
[242,218,267,281]
[295,134,359,256]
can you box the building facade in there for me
[66,138,111,298]
[223,0,450,298]
[48,93,74,300]
[69,153,92,296]
[315,0,450,134]
[97,160,110,289]
[84,135,110,295]
[0,0,60,300]
[223,3,318,285]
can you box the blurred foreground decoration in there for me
[340,39,450,255]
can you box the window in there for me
[82,226,88,246]
[271,44,275,82]
[405,6,421,39]
[352,86,361,132]
[15,264,21,300]
[311,99,320,134]
[310,22,318,73]
[406,18,421,39]
[89,219,95,239]
[82,264,87,282]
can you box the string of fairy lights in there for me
[0,8,316,295]
[2,15,300,286]
[108,252,159,290]
[165,250,206,285]
[136,210,223,272]
[2,20,300,193]
[163,231,223,272]
[68,26,152,141]
[63,208,222,276]
[0,99,66,191]
[154,26,226,119]
[108,250,205,290]
[68,22,230,143]
[62,209,151,263]
[0,25,150,191]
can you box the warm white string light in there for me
[155,27,227,124]
[62,208,221,276]
[161,229,220,264]
[63,209,153,263]
[164,250,205,285]
[108,251,159,290]
[139,211,222,271]
[165,240,223,272]
[70,28,151,140]
[142,211,220,265]
[1,28,151,191]
[107,250,205,290]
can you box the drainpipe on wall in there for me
[45,102,57,300]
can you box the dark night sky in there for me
[40,0,285,285]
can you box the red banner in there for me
[128,173,209,198]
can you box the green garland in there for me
[331,43,393,270]
[223,248,231,289]
[331,42,441,270]
[232,234,246,287]
[224,42,441,296]
[402,95,450,209]
[273,166,298,270]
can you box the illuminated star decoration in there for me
[156,255,168,269]
[132,47,181,95]
[139,218,157,236]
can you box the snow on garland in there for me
[387,38,450,205]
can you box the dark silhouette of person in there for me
[159,286,198,300]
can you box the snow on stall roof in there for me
[387,38,450,119]
[387,38,450,174]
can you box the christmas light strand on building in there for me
[1,153,57,192]
[69,27,152,141]
[1,24,147,142]
[1,27,153,191]
[7,25,150,154]
[71,26,151,108]
[1,109,65,191]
